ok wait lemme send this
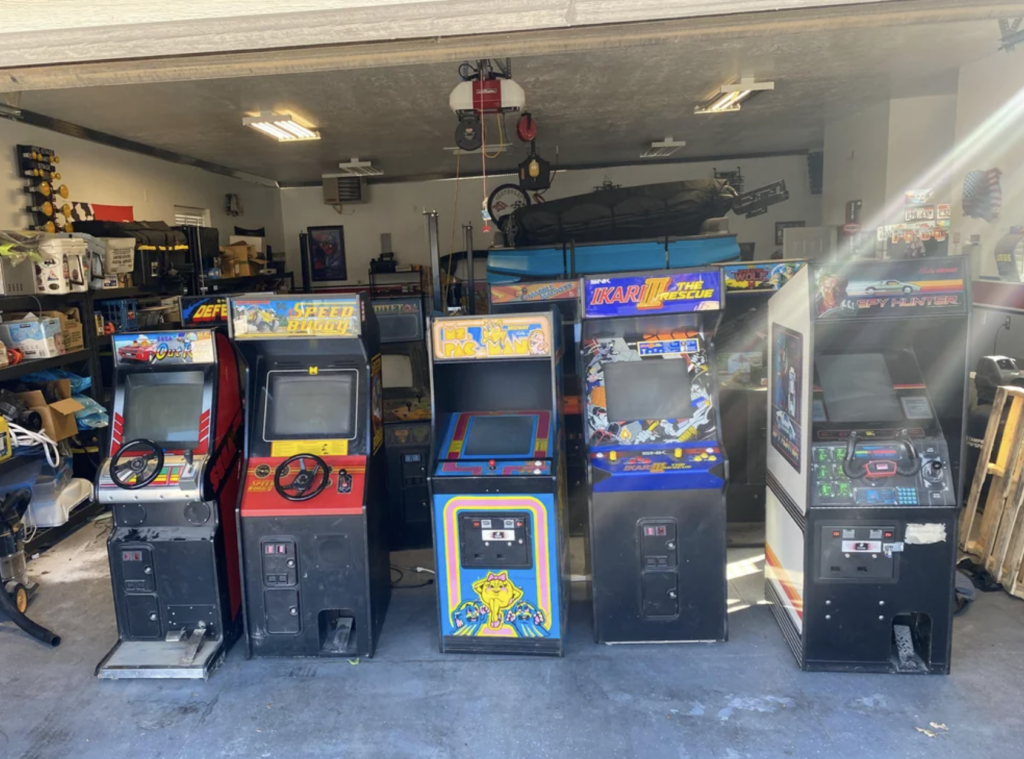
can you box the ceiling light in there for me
[242,111,320,142]
[336,158,384,177]
[695,78,774,115]
[641,137,687,158]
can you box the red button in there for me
[884,531,893,538]
[832,531,841,538]
[488,459,496,470]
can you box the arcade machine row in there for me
[231,294,390,659]
[715,261,807,523]
[581,269,728,644]
[427,311,569,655]
[488,280,588,536]
[372,296,432,551]
[96,295,244,679]
[765,259,970,674]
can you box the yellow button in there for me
[609,451,617,462]
[709,456,717,461]
[674,448,682,459]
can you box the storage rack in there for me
[0,286,162,551]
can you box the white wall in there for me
[0,119,285,253]
[280,155,822,284]
[952,49,1024,278]
[885,94,957,210]
[821,101,890,228]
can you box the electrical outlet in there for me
[1005,316,1012,331]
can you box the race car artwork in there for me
[864,279,921,295]
[117,336,157,363]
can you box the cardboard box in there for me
[0,255,37,295]
[0,317,64,358]
[15,379,84,442]
[229,235,264,254]
[4,308,84,352]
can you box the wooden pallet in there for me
[960,385,1024,598]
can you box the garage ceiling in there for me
[11,16,1008,184]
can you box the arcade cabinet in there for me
[372,296,432,550]
[765,259,970,674]
[716,261,806,523]
[96,298,244,679]
[232,294,390,658]
[427,311,569,655]
[489,280,588,535]
[581,268,728,644]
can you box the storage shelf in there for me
[0,349,92,382]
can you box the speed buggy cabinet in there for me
[232,294,390,658]
[765,259,969,673]
[427,311,569,656]
[581,268,729,644]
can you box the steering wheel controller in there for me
[842,430,928,480]
[274,454,332,502]
[110,439,165,490]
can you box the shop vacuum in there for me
[0,488,61,647]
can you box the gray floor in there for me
[2,522,1023,759]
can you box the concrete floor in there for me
[2,522,1023,759]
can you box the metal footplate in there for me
[96,629,225,680]
[893,624,927,674]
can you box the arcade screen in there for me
[123,371,204,449]
[463,416,537,457]
[817,353,904,423]
[266,371,356,439]
[379,313,421,342]
[382,353,414,389]
[603,359,692,421]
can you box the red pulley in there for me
[517,112,537,142]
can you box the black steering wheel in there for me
[110,439,165,490]
[274,454,331,502]
[842,429,921,479]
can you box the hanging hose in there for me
[0,584,60,647]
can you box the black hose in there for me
[0,586,61,647]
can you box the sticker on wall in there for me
[771,324,803,473]
[962,168,1003,222]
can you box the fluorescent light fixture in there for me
[337,158,383,177]
[242,111,320,142]
[695,78,774,115]
[641,137,686,158]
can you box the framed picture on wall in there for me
[775,221,806,247]
[307,225,347,282]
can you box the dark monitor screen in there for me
[603,359,693,421]
[817,353,904,423]
[123,371,205,449]
[265,371,356,439]
[379,313,421,342]
[382,353,414,389]
[463,415,536,457]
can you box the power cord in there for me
[8,422,60,468]
[390,565,435,589]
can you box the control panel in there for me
[816,525,900,582]
[589,447,726,492]
[810,438,955,508]
[435,459,552,477]
[639,518,679,618]
[459,512,533,569]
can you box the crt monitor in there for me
[264,371,357,439]
[379,312,422,343]
[123,371,204,449]
[603,359,692,421]
[463,415,538,458]
[382,353,414,390]
[816,352,905,423]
